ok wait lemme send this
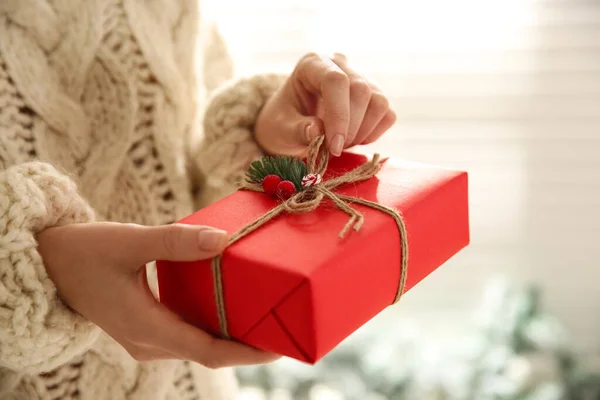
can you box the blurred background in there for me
[203,0,600,398]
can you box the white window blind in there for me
[206,0,600,352]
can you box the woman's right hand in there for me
[36,222,280,368]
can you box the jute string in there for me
[211,135,408,339]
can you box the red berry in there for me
[262,174,281,196]
[276,180,296,200]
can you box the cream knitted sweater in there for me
[0,1,286,399]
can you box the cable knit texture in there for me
[0,163,99,375]
[0,0,285,399]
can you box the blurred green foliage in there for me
[236,280,600,400]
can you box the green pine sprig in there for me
[246,156,308,191]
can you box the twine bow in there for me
[212,135,409,339]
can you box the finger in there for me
[331,52,348,64]
[291,116,325,151]
[329,54,371,146]
[125,270,280,367]
[353,91,391,146]
[141,295,280,368]
[123,342,173,362]
[124,223,229,265]
[361,109,397,145]
[296,54,349,156]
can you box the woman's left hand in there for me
[254,52,396,157]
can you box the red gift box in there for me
[156,151,469,363]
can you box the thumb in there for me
[274,114,324,157]
[129,224,229,265]
[259,102,324,157]
[295,116,325,147]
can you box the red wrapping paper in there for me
[156,152,469,363]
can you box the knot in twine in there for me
[212,135,408,339]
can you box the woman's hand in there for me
[37,222,279,368]
[255,52,396,157]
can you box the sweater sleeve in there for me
[193,72,287,207]
[0,162,100,374]
[188,19,287,208]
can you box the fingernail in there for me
[331,134,345,156]
[305,124,313,142]
[198,229,228,251]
